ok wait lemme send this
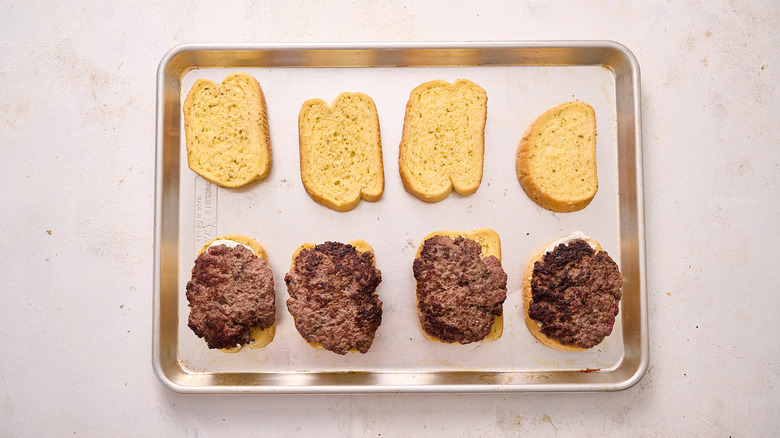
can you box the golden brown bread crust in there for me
[298,92,384,211]
[516,101,597,212]
[183,72,271,188]
[399,79,487,202]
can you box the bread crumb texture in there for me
[516,101,597,212]
[298,92,384,212]
[399,79,487,202]
[183,72,271,188]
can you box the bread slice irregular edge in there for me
[516,101,597,212]
[196,234,276,352]
[523,233,603,352]
[287,239,376,354]
[415,228,504,344]
[183,72,272,188]
[298,92,384,212]
[398,79,487,203]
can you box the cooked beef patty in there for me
[528,239,623,349]
[186,244,275,349]
[284,241,383,355]
[413,235,507,344]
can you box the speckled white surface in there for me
[1,1,779,436]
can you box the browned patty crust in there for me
[413,235,507,344]
[186,244,276,349]
[529,239,622,349]
[284,241,383,355]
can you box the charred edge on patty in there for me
[186,244,276,350]
[528,239,623,349]
[284,241,383,355]
[413,235,508,344]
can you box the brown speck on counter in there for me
[46,230,52,235]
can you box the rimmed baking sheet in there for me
[153,41,647,393]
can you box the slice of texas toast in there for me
[298,92,383,212]
[399,79,487,202]
[516,101,598,212]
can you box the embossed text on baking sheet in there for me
[195,178,217,251]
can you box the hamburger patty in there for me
[528,239,622,349]
[413,235,507,344]
[186,244,276,349]
[284,241,383,355]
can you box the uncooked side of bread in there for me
[516,101,597,212]
[198,234,275,351]
[399,79,487,202]
[298,92,384,212]
[415,228,503,343]
[523,232,602,352]
[288,239,375,353]
[183,72,271,188]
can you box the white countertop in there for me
[2,1,778,436]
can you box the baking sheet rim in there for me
[152,40,648,393]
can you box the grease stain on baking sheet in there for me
[538,415,558,433]
[478,374,512,385]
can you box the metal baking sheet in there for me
[153,41,647,393]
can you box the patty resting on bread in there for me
[526,238,622,350]
[413,235,507,344]
[186,243,276,350]
[285,241,383,355]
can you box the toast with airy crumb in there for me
[399,79,487,202]
[183,72,271,188]
[298,92,384,212]
[516,101,597,212]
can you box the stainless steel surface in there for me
[153,41,646,393]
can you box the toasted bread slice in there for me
[399,79,487,202]
[415,228,505,343]
[298,92,384,212]
[516,101,597,212]
[183,72,271,188]
[194,234,275,351]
